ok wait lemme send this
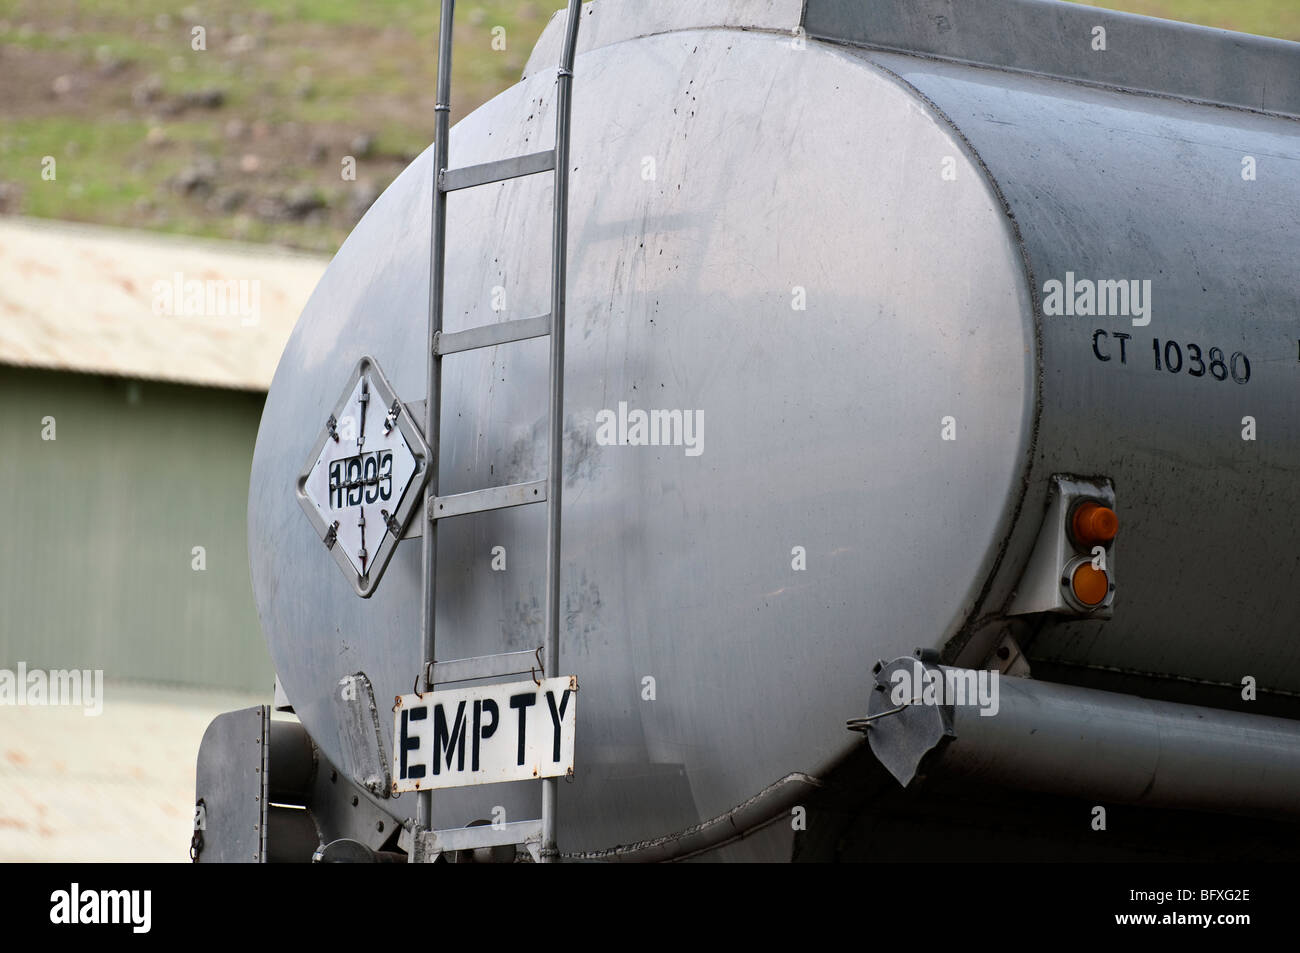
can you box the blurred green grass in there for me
[0,1,1294,253]
[0,0,549,250]
[1081,0,1300,39]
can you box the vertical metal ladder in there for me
[413,0,584,863]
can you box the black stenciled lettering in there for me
[432,700,467,775]
[1152,339,1250,385]
[472,698,499,772]
[401,707,427,779]
[363,454,379,503]
[346,456,363,506]
[510,693,537,766]
[329,450,396,510]
[546,689,573,763]
[379,451,393,501]
[329,461,343,509]
[1231,351,1251,384]
[1112,331,1131,364]
[1209,347,1228,381]
[1092,329,1110,362]
[1164,340,1183,374]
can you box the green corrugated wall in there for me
[0,366,273,692]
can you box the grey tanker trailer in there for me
[195,0,1300,862]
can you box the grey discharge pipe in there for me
[859,655,1300,821]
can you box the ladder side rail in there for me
[417,0,457,847]
[540,0,584,865]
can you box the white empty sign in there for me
[392,676,577,792]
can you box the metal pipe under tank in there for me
[864,656,1300,821]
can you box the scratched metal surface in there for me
[247,23,1034,857]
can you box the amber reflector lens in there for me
[1073,502,1118,546]
[1072,563,1109,606]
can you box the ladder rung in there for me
[426,819,542,854]
[440,150,555,192]
[436,313,551,356]
[429,480,545,520]
[432,650,540,685]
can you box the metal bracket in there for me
[855,656,956,787]
[189,799,206,862]
[380,508,403,537]
[333,673,393,798]
[383,399,401,436]
[411,820,543,863]
[983,630,1032,676]
[1008,474,1116,618]
[427,479,546,521]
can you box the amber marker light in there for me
[1072,501,1118,547]
[1071,562,1110,607]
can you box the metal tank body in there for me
[807,0,1300,704]
[247,0,1300,860]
